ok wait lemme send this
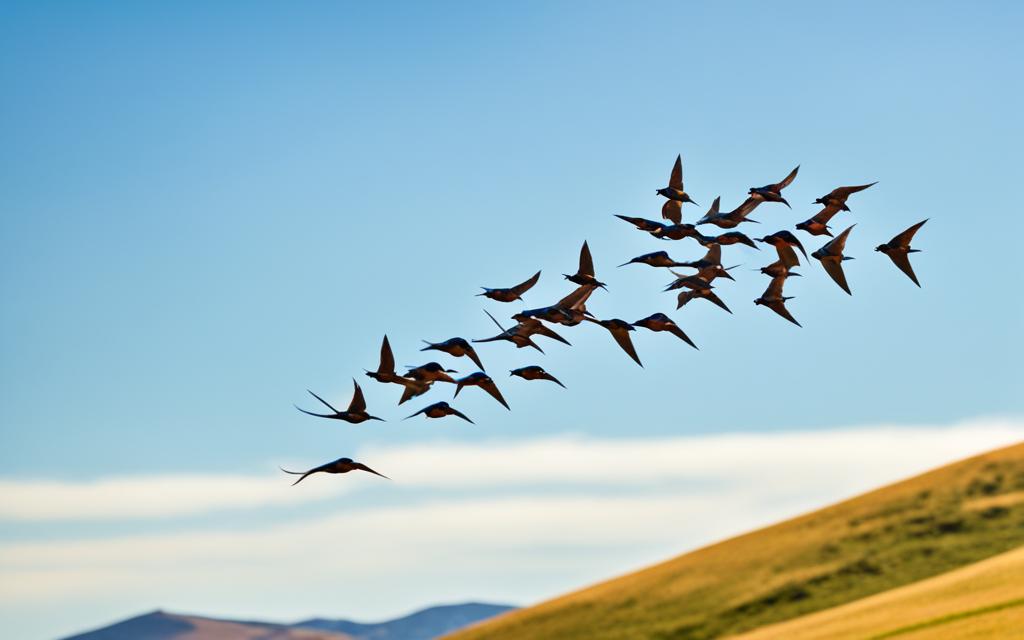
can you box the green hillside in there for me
[445,442,1024,640]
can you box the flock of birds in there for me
[281,155,929,485]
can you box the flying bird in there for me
[281,457,389,485]
[876,219,928,287]
[813,182,877,211]
[795,204,842,237]
[652,221,701,241]
[421,337,485,371]
[812,224,856,295]
[758,258,801,279]
[404,401,474,424]
[656,154,698,215]
[674,278,732,313]
[756,230,807,268]
[632,312,698,350]
[509,315,572,346]
[615,214,667,236]
[364,335,407,386]
[294,380,384,423]
[754,276,801,327]
[397,377,434,405]
[696,231,760,249]
[619,250,687,268]
[749,165,799,208]
[672,244,736,282]
[584,317,643,367]
[518,284,596,327]
[473,309,546,353]
[453,371,510,410]
[405,362,458,384]
[564,241,607,289]
[510,365,566,388]
[696,196,761,229]
[478,270,541,302]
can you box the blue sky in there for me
[1,2,1022,639]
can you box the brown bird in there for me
[364,335,407,386]
[478,270,541,302]
[281,457,389,485]
[696,231,760,249]
[619,250,687,268]
[632,312,698,350]
[795,204,842,237]
[584,317,643,367]
[564,241,607,289]
[405,362,458,383]
[656,154,699,215]
[294,380,384,423]
[749,165,799,208]
[405,401,474,424]
[397,378,434,406]
[756,230,807,268]
[652,220,701,241]
[518,284,596,327]
[754,276,801,327]
[615,214,666,236]
[510,365,566,388]
[812,224,856,295]
[876,219,928,287]
[696,196,762,229]
[511,316,572,346]
[673,244,736,282]
[421,337,485,371]
[453,371,510,410]
[473,309,545,353]
[674,278,732,313]
[813,182,877,211]
[758,258,802,279]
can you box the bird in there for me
[364,335,408,386]
[405,362,458,384]
[510,365,566,388]
[615,214,667,236]
[632,312,698,350]
[619,250,687,268]
[564,241,607,289]
[674,278,732,313]
[404,401,474,424]
[696,196,761,229]
[473,309,546,353]
[281,457,389,485]
[813,182,877,211]
[812,224,856,295]
[748,165,799,208]
[584,316,643,366]
[754,276,801,327]
[397,377,434,406]
[421,337,485,371]
[478,270,541,302]
[518,284,596,327]
[294,380,384,423]
[876,219,928,287]
[672,244,736,282]
[453,371,510,410]
[756,230,807,268]
[696,231,760,249]
[795,205,842,237]
[758,258,802,279]
[651,221,701,241]
[509,315,572,346]
[656,154,698,215]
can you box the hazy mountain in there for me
[295,603,516,639]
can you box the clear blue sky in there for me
[1,2,1022,638]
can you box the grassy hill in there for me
[731,544,1024,640]
[445,442,1024,640]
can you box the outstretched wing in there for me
[893,219,928,248]
[777,244,801,268]
[353,462,390,480]
[450,407,475,424]
[464,344,485,371]
[306,389,340,413]
[830,224,856,254]
[579,241,596,277]
[557,283,595,310]
[511,270,542,296]
[348,380,368,412]
[608,327,643,367]
[887,251,921,287]
[776,165,799,190]
[480,379,511,410]
[669,154,683,190]
[769,301,802,327]
[832,182,877,198]
[820,258,852,295]
[703,291,733,314]
[281,463,332,486]
[379,335,395,374]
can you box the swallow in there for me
[754,276,801,327]
[615,214,667,236]
[756,230,808,268]
[510,365,566,388]
[564,241,607,289]
[696,196,761,229]
[632,312,698,350]
[584,317,643,366]
[813,182,877,211]
[749,165,799,208]
[364,335,407,385]
[652,221,701,241]
[696,231,760,249]
[618,251,687,268]
[673,244,736,282]
[656,154,699,213]
[758,259,801,279]
[281,457,389,485]
[478,270,541,302]
[397,377,434,405]
[473,310,545,353]
[876,219,927,287]
[421,337,485,371]
[674,278,732,313]
[812,224,856,295]
[518,284,596,327]
[294,380,384,423]
[405,362,458,383]
[509,315,572,346]
[404,401,474,424]
[453,371,510,410]
[795,204,842,237]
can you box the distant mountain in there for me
[62,602,516,640]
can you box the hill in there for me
[294,603,515,639]
[444,442,1024,640]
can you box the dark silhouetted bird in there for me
[619,250,687,268]
[421,337,485,371]
[696,231,760,249]
[281,457,389,485]
[756,230,807,268]
[564,241,607,289]
[404,401,474,424]
[364,335,408,386]
[632,312,698,350]
[758,259,801,279]
[814,182,877,211]
[397,378,433,406]
[478,270,541,302]
[510,365,566,388]
[615,214,666,236]
[755,276,801,327]
[294,381,384,423]
[673,244,736,282]
[812,224,856,295]
[656,154,698,215]
[510,316,572,346]
[584,317,643,367]
[696,196,761,229]
[795,204,842,237]
[674,278,732,313]
[876,219,927,287]
[749,165,799,208]
[405,362,458,384]
[518,284,596,327]
[453,371,510,410]
[474,310,546,353]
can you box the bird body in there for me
[563,241,607,289]
[795,204,842,237]
[479,270,541,302]
[510,365,566,388]
[632,312,698,350]
[812,224,856,295]
[584,317,643,366]
[364,335,408,385]
[405,401,474,423]
[405,362,458,383]
[619,250,687,268]
[294,381,384,423]
[748,165,799,208]
[814,182,877,211]
[281,457,389,485]
[421,337,485,371]
[656,154,698,214]
[696,196,761,229]
[876,219,927,286]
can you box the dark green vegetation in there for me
[446,443,1024,640]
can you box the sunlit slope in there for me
[446,442,1024,640]
[731,544,1024,640]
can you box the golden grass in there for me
[445,442,1024,640]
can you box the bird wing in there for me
[480,379,511,410]
[294,406,337,419]
[704,291,733,314]
[666,323,698,349]
[662,199,682,224]
[820,257,852,295]
[450,407,475,423]
[464,345,485,371]
[353,462,390,479]
[670,154,683,190]
[379,335,396,374]
[306,389,340,413]
[676,289,697,309]
[812,203,842,224]
[483,308,508,333]
[511,270,542,296]
[777,244,801,268]
[579,241,596,277]
[776,165,799,190]
[893,219,928,248]
[531,322,572,346]
[403,407,427,420]
[557,283,595,310]
[887,251,921,287]
[704,243,722,266]
[731,195,761,218]
[769,301,802,327]
[348,380,368,412]
[832,182,877,198]
[765,275,787,299]
[281,463,331,486]
[608,326,643,367]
